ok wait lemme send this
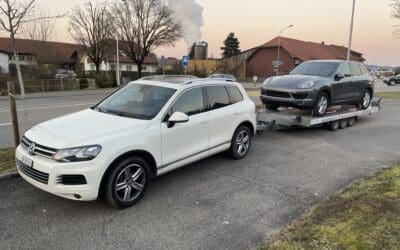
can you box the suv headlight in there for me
[53,145,102,162]
[297,81,314,89]
[263,78,273,86]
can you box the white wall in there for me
[81,55,158,73]
[0,52,9,73]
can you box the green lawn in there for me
[0,148,16,175]
[376,91,400,100]
[265,165,400,249]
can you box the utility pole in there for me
[347,0,356,61]
[116,34,120,86]
[7,81,20,149]
[277,24,294,76]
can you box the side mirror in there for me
[167,112,189,128]
[334,73,345,81]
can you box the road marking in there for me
[0,103,96,113]
[0,123,11,126]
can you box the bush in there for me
[94,73,114,88]
[79,78,89,89]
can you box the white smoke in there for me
[166,0,204,47]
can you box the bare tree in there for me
[0,0,37,97]
[69,1,114,73]
[114,0,182,77]
[21,9,55,41]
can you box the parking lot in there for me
[0,81,399,248]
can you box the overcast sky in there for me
[10,0,400,66]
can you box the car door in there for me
[205,85,236,149]
[161,87,209,167]
[348,62,365,100]
[331,62,353,102]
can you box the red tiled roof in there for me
[0,37,84,63]
[261,37,365,62]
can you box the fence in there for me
[0,78,96,96]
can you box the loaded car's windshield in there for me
[290,62,339,77]
[94,83,176,120]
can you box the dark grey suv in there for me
[260,60,374,116]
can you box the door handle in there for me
[200,120,208,124]
[233,112,239,116]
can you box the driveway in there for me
[1,98,399,249]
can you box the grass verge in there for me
[265,165,400,249]
[376,91,400,99]
[0,148,16,175]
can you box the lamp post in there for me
[276,24,294,76]
[347,0,356,61]
[116,34,120,86]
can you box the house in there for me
[227,36,366,79]
[81,40,159,74]
[0,37,83,74]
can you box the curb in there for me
[0,171,19,181]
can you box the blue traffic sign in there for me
[181,55,189,69]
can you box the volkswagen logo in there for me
[28,143,36,155]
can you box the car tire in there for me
[228,125,252,159]
[313,92,329,117]
[389,80,396,86]
[327,120,339,131]
[360,90,372,110]
[339,119,348,129]
[103,156,150,209]
[347,117,356,127]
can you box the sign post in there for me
[181,56,189,75]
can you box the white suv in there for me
[15,76,257,208]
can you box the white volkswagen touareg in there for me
[15,76,257,208]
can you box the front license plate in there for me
[20,156,33,168]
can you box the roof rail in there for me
[185,78,235,85]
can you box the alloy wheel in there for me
[363,92,371,108]
[317,96,328,115]
[236,130,250,156]
[114,164,145,202]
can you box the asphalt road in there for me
[0,81,399,248]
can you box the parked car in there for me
[55,69,76,80]
[260,60,374,116]
[208,74,237,82]
[383,75,400,86]
[15,76,256,208]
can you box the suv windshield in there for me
[290,62,340,77]
[94,83,176,120]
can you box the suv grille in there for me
[265,90,291,98]
[16,159,49,184]
[21,136,57,159]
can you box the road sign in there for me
[272,60,283,67]
[181,55,189,69]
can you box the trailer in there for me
[256,98,382,133]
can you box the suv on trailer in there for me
[15,76,256,208]
[261,60,374,116]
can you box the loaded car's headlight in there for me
[263,78,273,86]
[53,145,102,162]
[297,81,314,89]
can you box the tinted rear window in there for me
[350,63,362,76]
[226,86,243,104]
[206,86,230,110]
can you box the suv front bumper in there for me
[15,145,102,201]
[260,87,317,109]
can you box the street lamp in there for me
[276,24,294,76]
[347,0,356,61]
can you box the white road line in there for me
[0,123,11,126]
[0,103,96,113]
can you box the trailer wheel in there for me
[327,120,339,131]
[347,117,356,127]
[339,119,348,129]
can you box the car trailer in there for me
[256,98,382,133]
